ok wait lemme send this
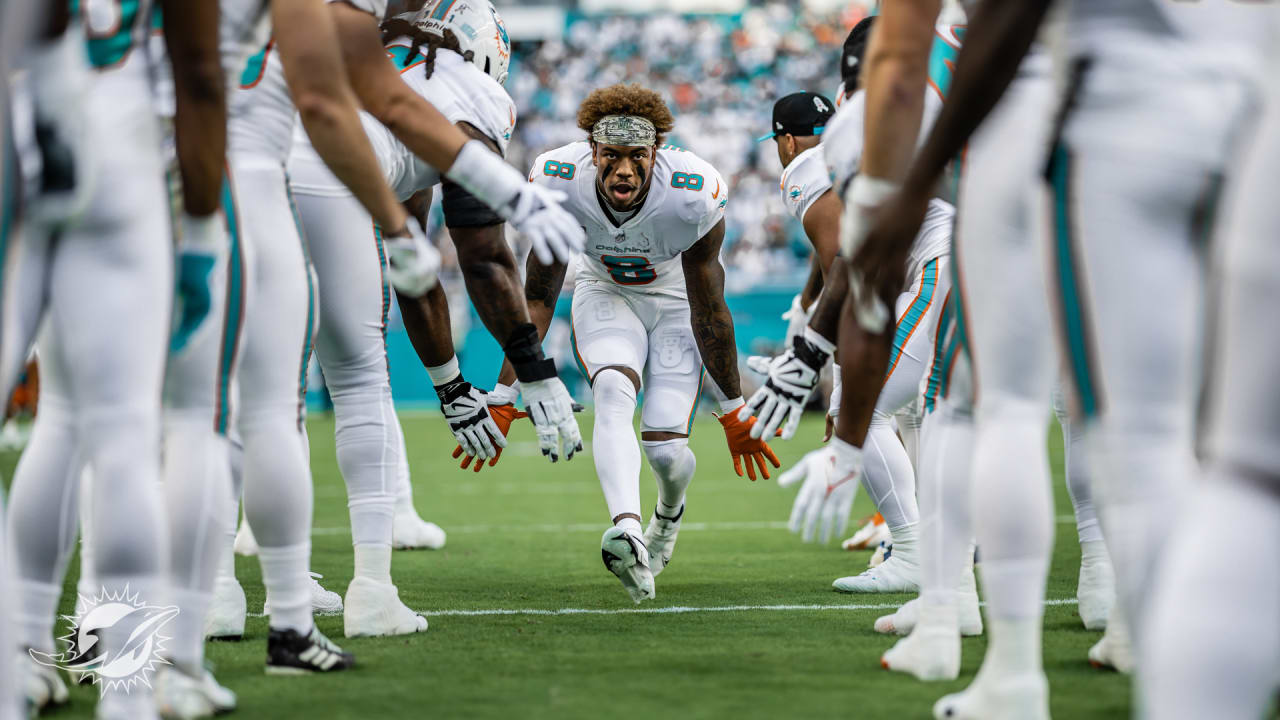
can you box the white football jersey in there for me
[288,44,516,200]
[150,0,270,119]
[530,142,727,299]
[228,0,387,162]
[778,146,832,224]
[821,88,953,283]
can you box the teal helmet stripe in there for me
[432,0,459,21]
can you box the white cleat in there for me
[1076,540,1115,631]
[1088,609,1134,674]
[601,526,655,604]
[155,666,237,719]
[642,505,683,577]
[842,514,890,551]
[833,554,919,593]
[205,574,247,640]
[342,576,428,638]
[880,602,962,681]
[22,653,69,712]
[262,572,344,617]
[933,671,1049,720]
[392,508,447,550]
[875,567,983,637]
[233,517,259,557]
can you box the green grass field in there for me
[3,412,1131,719]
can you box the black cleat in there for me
[265,625,355,675]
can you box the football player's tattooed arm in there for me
[270,0,410,235]
[494,252,567,388]
[449,123,529,335]
[802,189,843,274]
[682,219,741,399]
[328,1,470,172]
[159,0,224,216]
[859,0,942,182]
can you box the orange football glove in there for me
[714,404,781,481]
[452,403,528,473]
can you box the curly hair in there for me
[380,18,470,81]
[576,84,675,146]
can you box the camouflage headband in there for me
[591,115,657,146]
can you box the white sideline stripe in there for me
[310,517,1080,536]
[249,597,1079,619]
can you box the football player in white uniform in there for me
[753,81,953,595]
[850,0,1269,715]
[285,1,581,636]
[473,85,779,602]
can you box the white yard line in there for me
[248,597,1079,619]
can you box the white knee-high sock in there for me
[972,396,1054,673]
[241,410,314,631]
[331,384,397,573]
[219,436,244,582]
[642,438,695,517]
[861,414,921,534]
[592,370,641,528]
[163,417,233,673]
[1055,390,1104,544]
[917,399,974,607]
[257,543,312,633]
[1141,474,1280,720]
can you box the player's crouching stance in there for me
[475,85,778,603]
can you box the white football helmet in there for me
[414,0,511,86]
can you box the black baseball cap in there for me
[841,16,876,91]
[757,91,836,142]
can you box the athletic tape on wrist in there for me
[427,356,461,386]
[719,397,745,414]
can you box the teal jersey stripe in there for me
[1048,143,1099,418]
[569,321,590,381]
[886,258,939,379]
[73,0,148,68]
[922,293,954,415]
[214,175,246,435]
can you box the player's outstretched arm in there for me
[683,220,780,480]
[271,0,439,299]
[494,251,568,389]
[327,3,583,263]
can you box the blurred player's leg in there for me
[1052,381,1114,631]
[880,296,979,680]
[292,187,426,638]
[7,336,76,711]
[932,64,1055,717]
[835,258,947,594]
[573,284,654,603]
[205,432,247,641]
[159,178,242,704]
[638,298,703,577]
[232,158,353,673]
[1141,66,1280,719]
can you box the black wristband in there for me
[504,323,557,383]
[792,334,830,371]
[434,377,473,405]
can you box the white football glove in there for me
[781,293,814,350]
[829,362,842,421]
[437,378,506,461]
[444,140,584,265]
[521,376,583,462]
[383,217,440,298]
[739,327,833,440]
[840,175,897,333]
[780,446,859,544]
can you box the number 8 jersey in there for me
[528,142,727,298]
